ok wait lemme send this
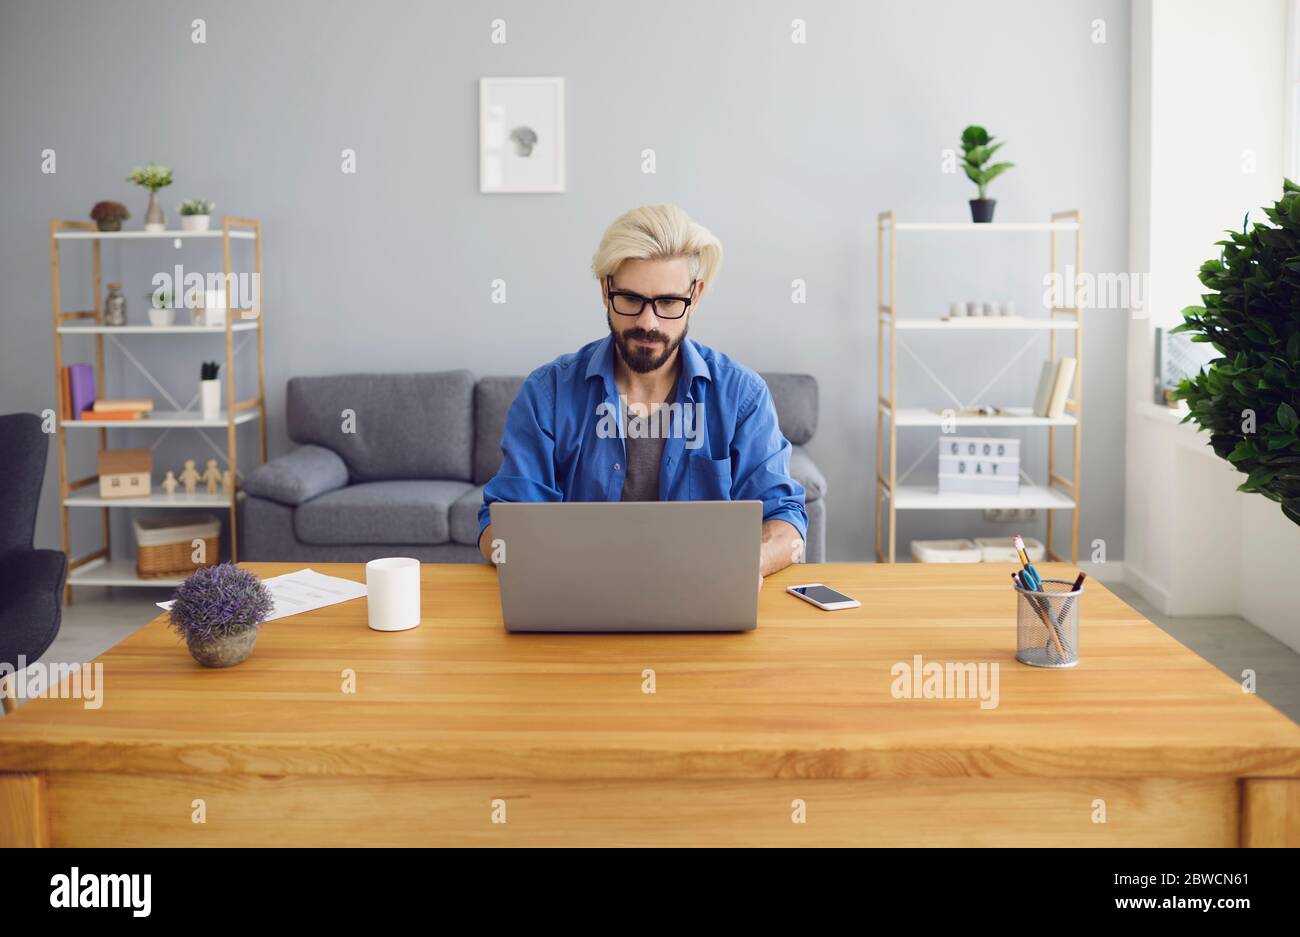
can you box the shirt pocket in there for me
[687,453,733,501]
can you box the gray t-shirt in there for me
[620,394,673,502]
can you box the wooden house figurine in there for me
[98,448,152,499]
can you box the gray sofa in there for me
[242,371,827,563]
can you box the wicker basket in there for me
[133,514,221,578]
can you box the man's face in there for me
[604,257,701,374]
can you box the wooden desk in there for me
[2,562,1298,847]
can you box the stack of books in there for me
[87,400,154,421]
[58,364,156,421]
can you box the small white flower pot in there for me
[200,379,221,421]
[181,215,211,232]
[148,306,175,327]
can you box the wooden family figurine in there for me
[161,470,178,496]
[202,459,222,495]
[179,459,201,496]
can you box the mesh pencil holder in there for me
[1014,578,1081,669]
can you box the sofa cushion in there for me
[287,372,475,482]
[242,445,349,506]
[293,480,474,546]
[789,446,826,502]
[474,376,526,485]
[760,373,818,446]
[450,485,486,545]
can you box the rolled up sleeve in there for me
[730,382,808,540]
[478,376,563,539]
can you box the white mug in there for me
[365,557,421,632]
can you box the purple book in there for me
[68,364,95,419]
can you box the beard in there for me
[608,311,688,374]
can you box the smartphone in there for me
[786,583,860,610]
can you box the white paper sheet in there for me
[157,567,367,622]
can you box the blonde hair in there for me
[591,204,723,289]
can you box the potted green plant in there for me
[960,125,1014,223]
[179,198,215,232]
[146,287,174,327]
[1173,179,1300,526]
[126,163,174,231]
[89,200,129,232]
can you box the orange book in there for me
[88,410,144,421]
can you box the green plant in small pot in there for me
[126,162,174,231]
[960,125,1014,223]
[169,563,273,668]
[179,198,215,232]
[89,200,129,232]
[1172,179,1300,526]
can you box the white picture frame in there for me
[479,77,566,193]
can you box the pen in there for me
[1054,572,1087,651]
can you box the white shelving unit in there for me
[64,409,261,429]
[874,210,1083,563]
[58,321,259,336]
[50,217,266,601]
[68,559,189,589]
[886,317,1078,331]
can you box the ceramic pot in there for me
[200,379,221,419]
[969,198,997,223]
[186,628,257,668]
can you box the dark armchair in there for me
[0,413,66,714]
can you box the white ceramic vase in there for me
[200,379,221,420]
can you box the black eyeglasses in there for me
[605,276,697,320]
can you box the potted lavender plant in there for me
[168,563,273,668]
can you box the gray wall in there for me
[0,0,1129,562]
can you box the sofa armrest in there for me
[242,445,349,506]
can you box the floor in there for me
[10,580,1300,724]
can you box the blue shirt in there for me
[478,336,807,540]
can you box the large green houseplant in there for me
[1172,180,1300,525]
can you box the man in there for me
[478,204,806,577]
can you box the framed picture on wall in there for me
[479,77,565,193]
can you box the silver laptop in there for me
[491,501,762,632]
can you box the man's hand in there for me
[478,524,497,564]
[760,519,803,578]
